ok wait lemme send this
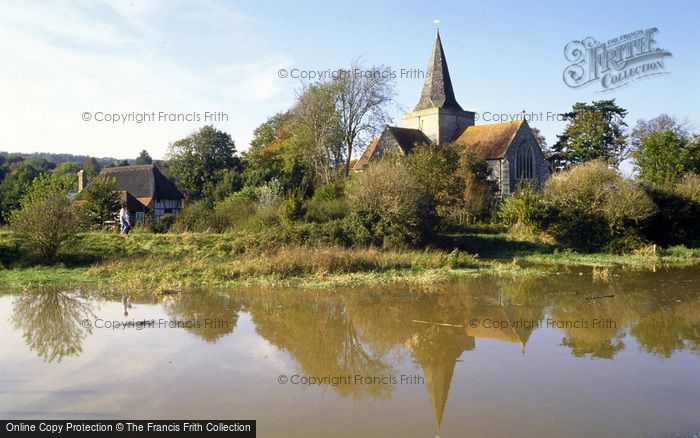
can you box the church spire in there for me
[413,30,463,112]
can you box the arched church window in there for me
[516,141,534,180]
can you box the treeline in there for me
[164,99,700,254]
[0,150,155,222]
[3,60,700,262]
[0,151,119,166]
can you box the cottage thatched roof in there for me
[99,165,183,202]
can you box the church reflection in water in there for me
[10,269,700,434]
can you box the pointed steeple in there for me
[414,30,463,112]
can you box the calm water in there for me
[1,267,700,437]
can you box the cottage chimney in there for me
[77,170,86,193]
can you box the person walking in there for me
[119,204,131,235]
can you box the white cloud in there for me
[0,0,293,159]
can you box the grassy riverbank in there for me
[1,230,699,291]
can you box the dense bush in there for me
[408,144,496,225]
[496,182,545,229]
[305,197,349,223]
[540,161,657,252]
[151,214,176,233]
[172,181,284,233]
[345,160,434,248]
[643,173,700,246]
[278,195,306,224]
[305,181,349,223]
[497,161,657,252]
[171,200,212,232]
[675,173,700,202]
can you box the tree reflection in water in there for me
[8,268,700,431]
[162,291,242,343]
[246,291,394,400]
[11,289,94,363]
[238,273,700,433]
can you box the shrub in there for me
[171,200,212,232]
[304,180,349,223]
[643,173,700,245]
[674,173,700,202]
[346,160,434,247]
[408,144,496,225]
[497,182,545,228]
[255,179,283,215]
[172,190,278,233]
[9,174,81,262]
[311,180,345,201]
[212,196,258,232]
[151,214,176,233]
[540,161,657,252]
[278,196,306,224]
[305,198,349,222]
[447,150,498,223]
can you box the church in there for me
[354,31,550,195]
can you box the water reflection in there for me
[6,268,700,432]
[11,289,94,363]
[162,291,242,343]
[247,293,394,400]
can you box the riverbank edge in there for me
[1,231,699,292]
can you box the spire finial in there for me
[433,19,440,30]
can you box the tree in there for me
[135,150,153,165]
[0,158,55,222]
[408,144,496,224]
[294,82,344,184]
[9,174,80,262]
[249,112,290,153]
[530,127,547,150]
[83,157,101,180]
[79,176,121,227]
[550,99,628,170]
[630,115,700,186]
[335,60,395,176]
[168,125,241,199]
[211,169,244,201]
[242,112,311,192]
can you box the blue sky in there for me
[1,0,697,163]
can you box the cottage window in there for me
[516,141,534,180]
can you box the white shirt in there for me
[119,207,130,225]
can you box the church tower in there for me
[401,30,475,145]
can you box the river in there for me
[1,267,699,436]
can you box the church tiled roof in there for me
[353,127,431,171]
[413,30,463,112]
[386,126,431,154]
[452,120,523,159]
[353,137,379,171]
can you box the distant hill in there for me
[0,151,126,166]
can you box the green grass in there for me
[1,230,699,291]
[0,266,91,287]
